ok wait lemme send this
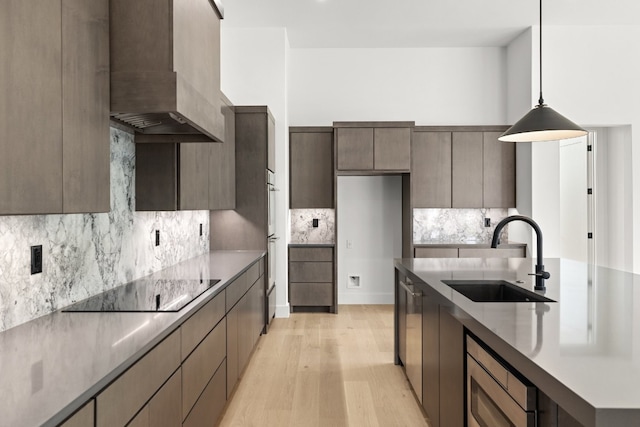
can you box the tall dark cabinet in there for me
[210,106,276,331]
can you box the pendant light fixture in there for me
[499,0,587,142]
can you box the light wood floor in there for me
[218,305,430,427]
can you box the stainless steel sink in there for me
[441,280,555,303]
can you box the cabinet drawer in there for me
[182,318,226,419]
[127,368,182,427]
[181,290,225,360]
[414,247,459,258]
[183,359,227,427]
[96,329,180,427]
[290,283,333,306]
[226,271,248,312]
[246,261,260,287]
[59,400,94,427]
[289,247,333,262]
[289,262,333,282]
[458,247,525,258]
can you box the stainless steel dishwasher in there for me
[400,278,423,403]
[467,335,537,427]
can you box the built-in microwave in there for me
[467,335,537,427]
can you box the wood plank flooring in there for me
[218,305,430,427]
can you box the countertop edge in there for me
[288,243,335,248]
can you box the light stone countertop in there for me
[394,257,640,427]
[0,250,265,427]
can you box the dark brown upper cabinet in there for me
[334,122,413,172]
[289,127,334,209]
[412,127,514,209]
[0,0,110,215]
[135,95,236,211]
[109,0,225,143]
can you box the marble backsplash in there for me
[413,208,512,243]
[0,127,209,332]
[290,209,335,244]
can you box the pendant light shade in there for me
[499,104,587,142]
[500,0,587,143]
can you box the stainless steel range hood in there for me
[110,0,225,143]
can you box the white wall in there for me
[288,47,507,126]
[512,26,639,272]
[506,29,535,250]
[559,138,588,263]
[337,176,402,304]
[595,126,633,271]
[221,27,291,316]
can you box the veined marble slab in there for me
[290,208,335,244]
[413,208,511,244]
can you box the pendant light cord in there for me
[538,0,544,106]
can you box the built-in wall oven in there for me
[266,170,278,328]
[467,335,537,427]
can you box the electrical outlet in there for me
[199,223,203,236]
[346,240,352,249]
[155,230,160,246]
[312,218,319,228]
[484,218,491,227]
[31,245,43,275]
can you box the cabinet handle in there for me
[399,280,422,297]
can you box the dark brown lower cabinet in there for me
[227,270,265,398]
[288,246,335,311]
[396,271,465,427]
[183,360,227,427]
[438,310,464,427]
[64,257,265,427]
[538,390,584,427]
[422,294,440,426]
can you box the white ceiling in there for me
[222,0,640,48]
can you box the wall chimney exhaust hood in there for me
[110,0,225,143]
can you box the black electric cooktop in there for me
[62,278,221,312]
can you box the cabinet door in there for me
[397,274,407,366]
[483,131,516,208]
[62,0,110,213]
[452,132,483,208]
[267,114,276,172]
[406,284,423,404]
[290,131,334,208]
[374,128,411,170]
[439,310,464,427]
[336,128,374,170]
[209,96,236,210]
[412,132,452,208]
[0,0,63,214]
[148,369,182,427]
[422,295,440,426]
[179,143,210,210]
[135,144,178,211]
[226,302,239,398]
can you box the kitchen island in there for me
[395,257,640,427]
[0,250,265,427]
